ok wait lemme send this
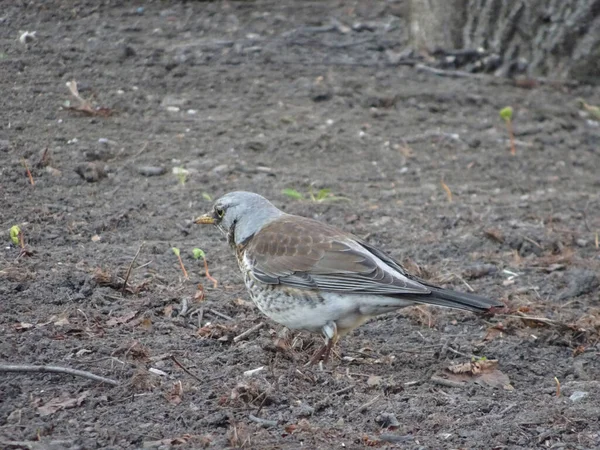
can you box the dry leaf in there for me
[143,435,193,448]
[367,375,382,387]
[484,323,505,341]
[140,317,153,330]
[54,316,70,327]
[167,381,183,405]
[37,391,89,416]
[14,322,34,331]
[484,228,505,243]
[163,304,173,318]
[194,284,205,302]
[443,359,513,390]
[232,297,253,308]
[106,311,138,327]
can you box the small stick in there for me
[21,158,35,185]
[445,345,475,359]
[197,307,204,327]
[351,394,381,414]
[206,308,233,321]
[180,297,189,317]
[234,322,265,343]
[554,376,561,397]
[248,414,278,428]
[170,355,202,384]
[203,257,218,288]
[430,376,465,389]
[122,242,144,294]
[0,364,118,386]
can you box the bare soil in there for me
[1,1,599,449]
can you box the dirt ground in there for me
[1,1,600,449]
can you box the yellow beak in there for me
[194,214,215,225]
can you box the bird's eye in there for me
[215,206,225,218]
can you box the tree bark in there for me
[409,0,600,83]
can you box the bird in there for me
[194,191,504,364]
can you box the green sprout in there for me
[172,166,189,185]
[192,248,218,288]
[499,106,516,155]
[282,188,304,200]
[10,225,21,246]
[499,106,513,122]
[172,247,188,279]
[282,187,349,203]
[201,192,212,201]
[576,98,600,121]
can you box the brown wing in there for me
[244,216,429,295]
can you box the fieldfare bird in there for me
[195,191,503,364]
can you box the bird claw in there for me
[305,321,338,366]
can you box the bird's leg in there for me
[307,321,338,366]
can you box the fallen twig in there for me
[415,63,490,80]
[234,322,265,343]
[0,364,118,386]
[351,394,381,414]
[248,414,278,428]
[122,243,144,294]
[430,375,465,388]
[170,355,202,384]
[206,308,233,321]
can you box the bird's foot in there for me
[305,321,338,367]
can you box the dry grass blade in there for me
[21,158,35,185]
[0,364,118,385]
[440,180,452,203]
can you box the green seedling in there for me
[10,225,22,245]
[172,166,189,185]
[282,187,349,203]
[193,248,218,288]
[172,247,189,279]
[576,98,600,121]
[282,188,304,200]
[499,106,516,155]
[202,192,212,201]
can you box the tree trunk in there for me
[408,0,600,83]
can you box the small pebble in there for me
[138,166,166,177]
[75,162,105,183]
[576,239,588,247]
[569,391,588,402]
[19,31,36,44]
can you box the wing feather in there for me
[245,216,429,295]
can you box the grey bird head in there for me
[195,191,284,245]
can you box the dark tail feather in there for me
[402,285,504,312]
